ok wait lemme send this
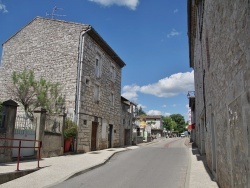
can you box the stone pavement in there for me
[0,138,219,188]
[187,146,219,188]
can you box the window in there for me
[95,54,102,78]
[110,64,116,82]
[94,84,100,103]
[85,76,90,86]
[123,119,125,125]
[110,92,114,106]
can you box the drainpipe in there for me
[75,26,91,122]
[75,26,91,152]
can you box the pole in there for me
[16,140,21,171]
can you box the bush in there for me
[64,118,77,139]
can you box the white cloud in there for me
[138,103,147,109]
[164,112,171,116]
[122,84,140,101]
[167,29,180,38]
[172,104,177,107]
[122,71,194,100]
[0,1,8,13]
[162,104,167,108]
[147,110,162,115]
[88,0,139,10]
[174,9,178,13]
[140,71,194,97]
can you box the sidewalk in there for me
[186,140,219,188]
[0,138,219,188]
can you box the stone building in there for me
[0,17,125,152]
[120,96,137,146]
[188,0,250,187]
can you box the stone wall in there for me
[190,0,250,187]
[0,17,124,153]
[0,17,87,118]
[77,33,122,152]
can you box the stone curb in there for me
[45,148,131,188]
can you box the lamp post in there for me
[187,91,195,98]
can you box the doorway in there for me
[211,113,217,176]
[124,129,130,146]
[108,124,113,148]
[91,122,98,151]
[200,116,206,155]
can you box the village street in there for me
[52,138,189,188]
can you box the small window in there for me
[123,119,125,125]
[110,65,115,81]
[83,120,87,125]
[95,54,102,78]
[94,84,100,103]
[110,92,114,106]
[85,78,90,86]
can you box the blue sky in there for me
[0,0,194,120]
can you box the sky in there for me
[0,0,194,120]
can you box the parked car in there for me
[180,133,185,138]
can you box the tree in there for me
[163,116,177,131]
[170,114,186,133]
[10,69,37,117]
[9,69,64,118]
[138,106,146,115]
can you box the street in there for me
[52,138,189,188]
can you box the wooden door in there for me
[124,129,130,146]
[108,124,113,148]
[91,122,98,151]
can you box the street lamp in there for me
[187,91,195,98]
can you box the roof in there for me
[136,115,163,120]
[187,0,196,68]
[2,16,126,68]
[121,96,138,106]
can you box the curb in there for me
[0,168,39,185]
[45,149,130,188]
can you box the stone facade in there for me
[0,17,125,153]
[188,0,250,187]
[120,96,135,146]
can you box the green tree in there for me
[11,69,37,117]
[163,116,177,131]
[138,106,146,115]
[170,114,186,133]
[9,70,64,118]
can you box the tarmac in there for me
[0,138,219,188]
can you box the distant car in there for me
[180,133,185,138]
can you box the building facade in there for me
[188,0,250,187]
[120,96,137,146]
[0,17,125,152]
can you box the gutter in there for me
[75,26,91,123]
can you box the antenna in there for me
[46,6,66,19]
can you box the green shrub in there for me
[64,118,77,139]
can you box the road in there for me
[52,137,189,188]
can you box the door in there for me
[124,129,130,146]
[108,124,113,148]
[211,113,217,176]
[200,116,206,155]
[91,122,98,151]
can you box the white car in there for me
[180,133,185,138]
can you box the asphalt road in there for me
[52,137,189,188]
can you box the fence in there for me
[13,115,37,157]
[0,137,42,171]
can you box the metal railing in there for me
[0,138,42,171]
